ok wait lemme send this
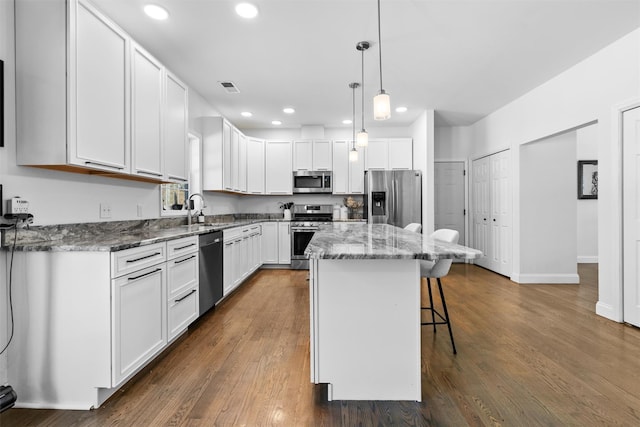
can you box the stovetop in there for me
[291,204,334,225]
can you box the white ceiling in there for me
[91,0,640,129]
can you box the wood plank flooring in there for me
[3,264,640,426]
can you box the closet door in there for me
[472,156,490,270]
[472,151,511,276]
[623,106,640,327]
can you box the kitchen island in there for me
[305,223,482,401]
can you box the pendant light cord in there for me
[352,84,356,146]
[361,48,365,130]
[377,0,383,92]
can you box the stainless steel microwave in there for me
[292,171,333,193]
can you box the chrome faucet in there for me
[187,193,206,226]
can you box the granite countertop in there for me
[305,223,483,261]
[3,218,289,252]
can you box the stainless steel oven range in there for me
[290,204,333,270]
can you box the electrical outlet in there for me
[100,203,112,219]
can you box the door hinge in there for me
[464,209,466,215]
[463,169,466,176]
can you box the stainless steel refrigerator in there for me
[364,170,422,229]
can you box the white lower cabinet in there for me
[112,263,167,386]
[166,236,199,341]
[223,224,263,297]
[261,222,291,264]
[9,236,200,410]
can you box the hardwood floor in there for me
[2,264,640,426]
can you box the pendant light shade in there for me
[374,91,391,121]
[356,41,369,147]
[349,82,359,162]
[374,0,390,121]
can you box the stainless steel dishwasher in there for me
[199,231,223,316]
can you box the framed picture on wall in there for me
[578,160,598,199]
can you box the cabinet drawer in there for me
[112,243,166,278]
[167,236,198,260]
[168,288,198,341]
[224,226,245,241]
[167,252,198,298]
[248,224,261,235]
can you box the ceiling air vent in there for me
[219,81,240,93]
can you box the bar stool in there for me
[420,229,459,354]
[404,223,422,233]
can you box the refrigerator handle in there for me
[393,177,398,226]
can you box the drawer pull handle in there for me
[174,255,196,264]
[128,268,161,281]
[175,289,197,303]
[175,243,196,251]
[126,252,162,263]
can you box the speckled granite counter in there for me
[2,215,290,252]
[305,223,482,261]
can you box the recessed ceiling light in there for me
[395,106,408,113]
[272,120,282,126]
[283,107,295,114]
[144,4,169,20]
[241,111,253,117]
[235,3,258,19]
[342,119,352,125]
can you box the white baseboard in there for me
[596,301,623,322]
[514,273,580,284]
[577,256,598,263]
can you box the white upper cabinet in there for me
[366,138,413,170]
[333,141,366,195]
[15,0,190,183]
[201,117,231,192]
[265,141,293,194]
[164,72,189,182]
[231,128,241,191]
[293,140,313,171]
[131,43,163,179]
[247,138,265,194]
[238,134,248,193]
[223,121,233,190]
[293,140,332,171]
[388,138,413,170]
[312,140,332,170]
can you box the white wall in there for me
[576,124,598,263]
[435,126,472,161]
[519,131,578,283]
[469,29,640,321]
[410,110,435,234]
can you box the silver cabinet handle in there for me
[128,268,161,281]
[175,243,196,251]
[84,160,124,170]
[126,252,161,263]
[174,255,196,264]
[175,289,197,303]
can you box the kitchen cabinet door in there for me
[388,138,413,170]
[239,133,248,193]
[131,43,163,179]
[332,141,349,194]
[223,239,234,295]
[265,141,293,194]
[231,128,241,191]
[312,140,332,171]
[247,138,265,194]
[278,222,291,264]
[261,222,279,263]
[349,145,366,194]
[164,71,188,182]
[293,140,313,171]
[74,1,129,172]
[112,265,167,386]
[223,120,233,190]
[366,139,388,170]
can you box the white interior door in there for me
[623,106,640,327]
[472,157,490,269]
[490,151,512,276]
[435,161,466,247]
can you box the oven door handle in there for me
[292,227,319,232]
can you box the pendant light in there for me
[356,41,369,147]
[373,0,391,120]
[349,82,359,162]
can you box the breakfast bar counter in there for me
[304,223,482,401]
